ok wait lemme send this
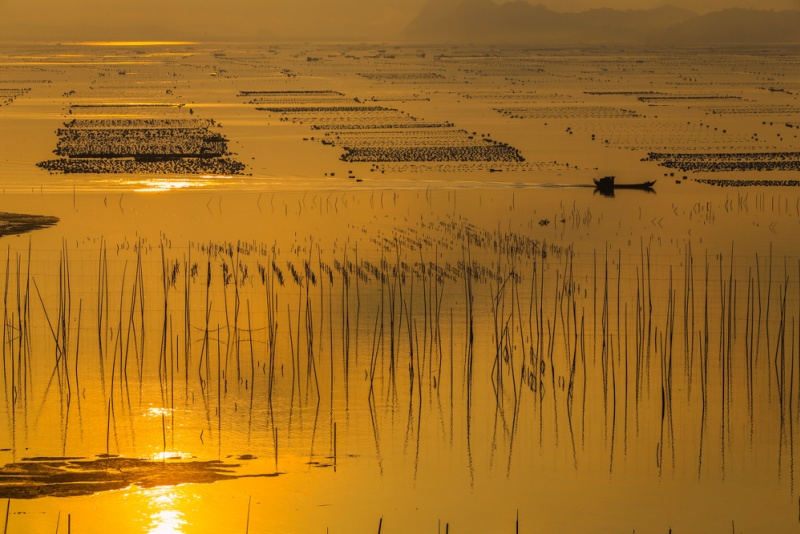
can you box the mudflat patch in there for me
[0,212,58,236]
[0,456,278,499]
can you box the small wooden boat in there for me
[593,175,655,196]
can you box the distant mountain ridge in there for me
[2,0,797,44]
[401,1,800,45]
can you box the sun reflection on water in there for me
[151,451,194,461]
[146,406,173,418]
[70,41,199,47]
[138,486,189,534]
[124,176,233,192]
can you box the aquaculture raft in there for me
[37,117,246,175]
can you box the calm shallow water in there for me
[1,42,800,533]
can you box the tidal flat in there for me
[1,42,799,533]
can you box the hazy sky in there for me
[1,0,799,40]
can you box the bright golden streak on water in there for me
[151,451,193,461]
[135,181,195,192]
[0,61,156,66]
[146,407,173,418]
[140,487,186,534]
[76,103,181,107]
[70,41,199,47]
[128,178,228,192]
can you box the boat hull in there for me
[593,178,656,190]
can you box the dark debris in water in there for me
[0,212,59,237]
[0,456,280,499]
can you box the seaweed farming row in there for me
[240,90,525,164]
[36,107,245,175]
[646,151,800,172]
[696,179,800,187]
[0,88,29,107]
[495,105,639,120]
[357,71,446,82]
